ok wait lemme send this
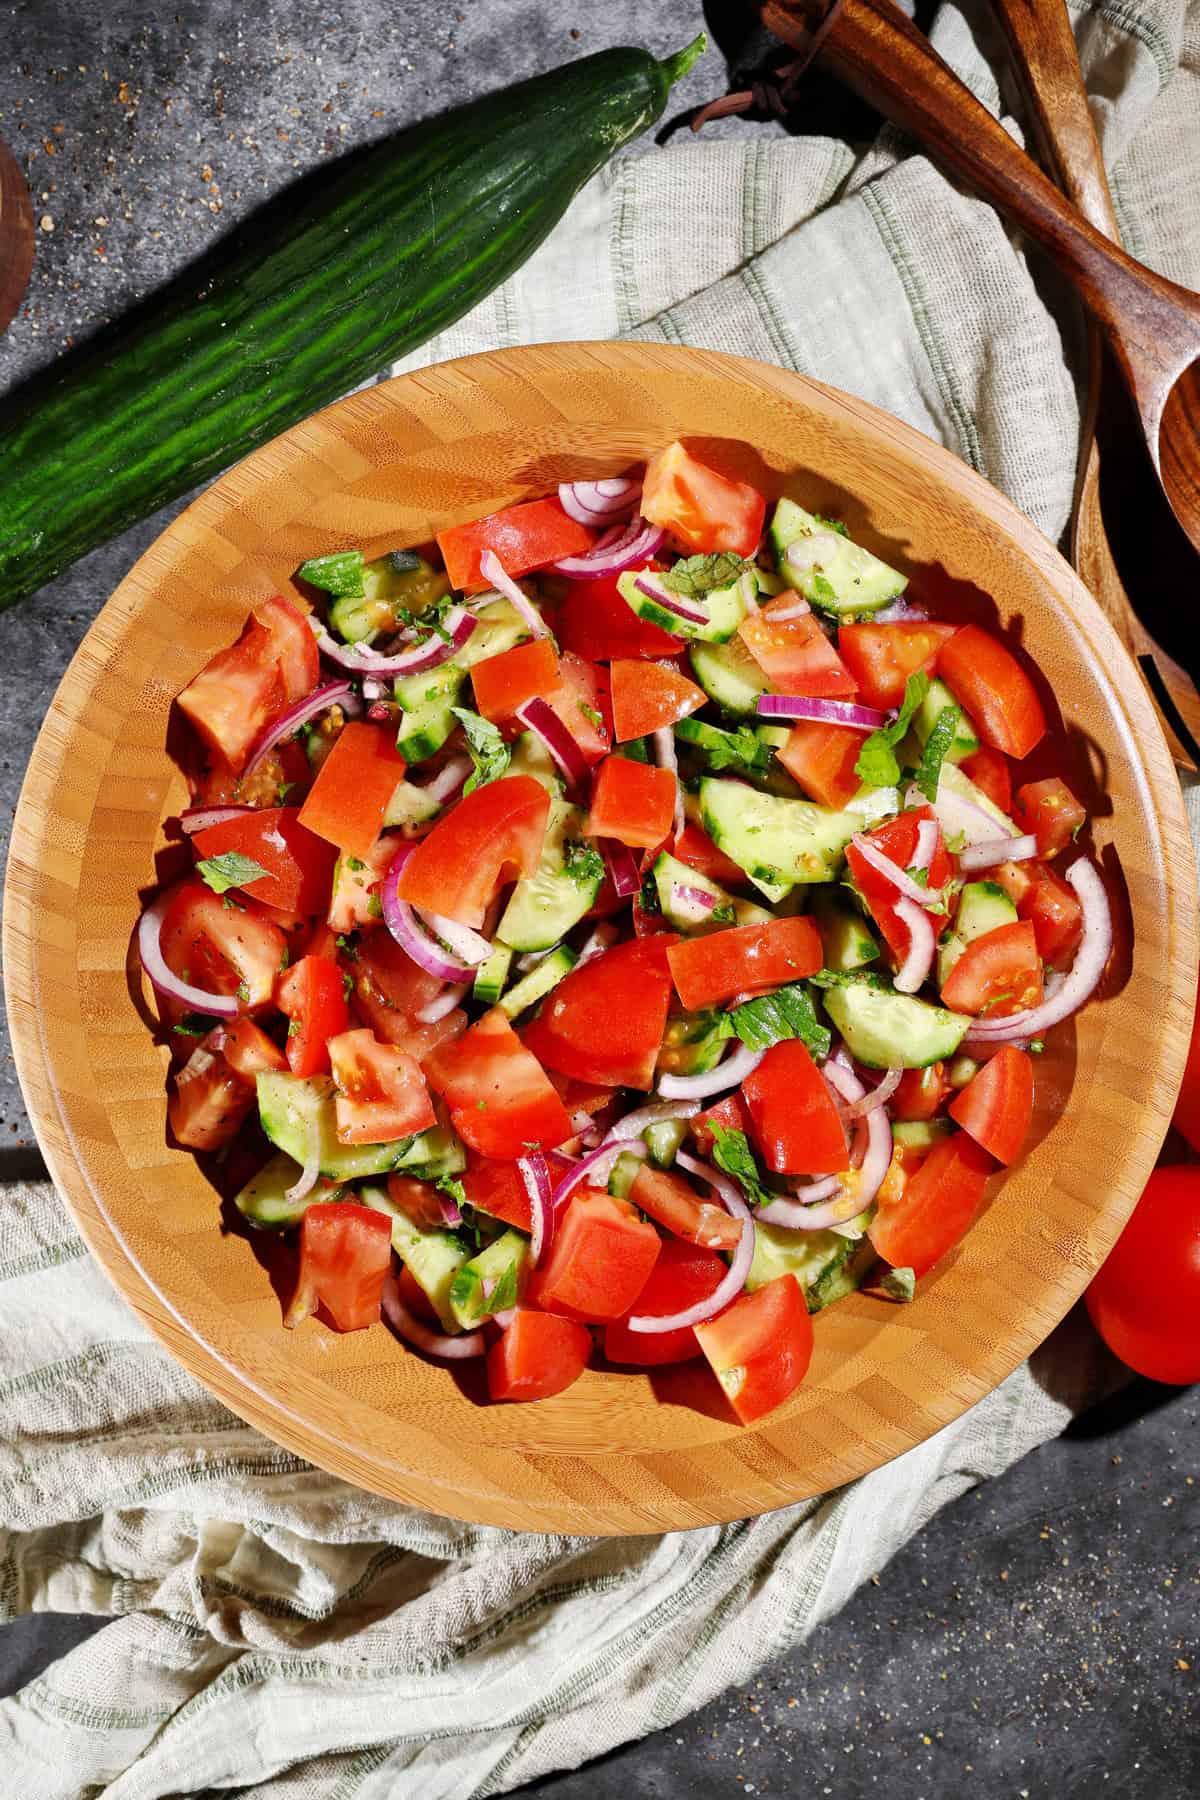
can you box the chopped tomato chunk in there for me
[631,1162,744,1253]
[949,1045,1034,1165]
[585,756,677,850]
[522,934,677,1091]
[158,879,288,1009]
[694,1274,813,1423]
[1017,865,1084,970]
[297,722,407,862]
[487,1309,593,1402]
[168,1030,257,1151]
[959,746,1012,814]
[667,915,822,1011]
[328,1027,436,1144]
[690,1092,753,1158]
[738,597,858,697]
[347,930,469,1063]
[277,954,352,1077]
[471,638,560,724]
[437,496,594,594]
[836,621,955,709]
[890,1062,952,1122]
[531,1187,660,1321]
[641,441,766,557]
[743,1040,849,1175]
[1014,777,1086,858]
[254,593,320,702]
[604,1238,727,1366]
[396,774,550,928]
[939,920,1043,1018]
[555,568,683,662]
[424,1007,572,1157]
[869,1131,994,1276]
[461,1152,531,1233]
[776,719,865,809]
[386,1173,450,1233]
[544,650,612,763]
[936,626,1046,760]
[219,1017,288,1082]
[610,658,706,741]
[284,1202,393,1333]
[192,807,337,916]
[177,617,286,773]
[844,808,949,958]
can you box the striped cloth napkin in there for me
[2,1,1197,1793]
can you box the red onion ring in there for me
[381,1273,485,1359]
[518,1152,554,1266]
[851,832,944,910]
[478,550,551,639]
[627,1150,754,1334]
[606,1099,700,1142]
[420,755,473,807]
[576,921,620,964]
[783,1174,843,1204]
[892,897,937,993]
[380,847,476,982]
[515,696,591,791]
[416,909,493,969]
[914,778,1017,848]
[912,818,940,873]
[756,695,886,730]
[652,727,686,839]
[550,1138,648,1211]
[244,681,363,777]
[634,572,709,626]
[658,1039,765,1101]
[837,1066,902,1118]
[672,883,718,924]
[315,608,476,676]
[138,894,240,1018]
[957,833,1038,874]
[964,859,1111,1043]
[415,980,469,1024]
[285,1131,322,1207]
[602,838,642,898]
[765,595,812,622]
[557,478,641,527]
[551,520,666,579]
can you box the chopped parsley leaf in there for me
[196,851,269,896]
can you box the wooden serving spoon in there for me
[987,0,1200,767]
[0,135,33,337]
[761,0,1200,566]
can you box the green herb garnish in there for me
[664,552,753,600]
[195,851,269,896]
[710,1123,775,1210]
[563,838,605,887]
[451,706,511,795]
[855,671,930,789]
[913,703,960,803]
[716,982,831,1057]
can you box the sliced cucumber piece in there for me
[507,728,563,796]
[382,777,441,831]
[474,943,514,1006]
[617,568,747,644]
[607,1150,646,1200]
[688,636,770,717]
[256,1071,465,1181]
[699,777,858,894]
[911,676,979,764]
[892,1118,956,1150]
[656,1010,730,1079]
[497,797,601,952]
[938,761,1021,838]
[394,661,465,764]
[449,1228,528,1328]
[818,976,971,1070]
[330,552,449,644]
[811,891,879,971]
[498,945,577,1019]
[674,715,772,776]
[644,1117,688,1168]
[234,1151,345,1229]
[769,499,906,617]
[747,1221,876,1314]
[359,1182,472,1333]
[454,596,532,672]
[651,850,770,935]
[938,878,1019,986]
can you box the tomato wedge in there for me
[327,1028,436,1144]
[630,1162,744,1252]
[742,1039,850,1175]
[347,930,469,1063]
[604,1237,728,1366]
[693,1274,813,1424]
[255,593,320,702]
[959,746,1012,814]
[277,954,352,1077]
[776,719,865,809]
[738,598,858,697]
[666,915,822,1011]
[487,1309,593,1402]
[836,621,955,709]
[396,774,550,928]
[168,1030,257,1150]
[869,1130,993,1276]
[609,658,706,741]
[437,496,595,594]
[949,1044,1034,1165]
[585,756,676,849]
[641,441,766,557]
[939,920,1043,1018]
[297,721,407,862]
[220,1016,288,1082]
[177,617,286,772]
[890,1062,952,1122]
[555,568,683,662]
[936,626,1046,759]
[471,638,560,725]
[531,1187,660,1321]
[327,835,394,933]
[192,807,337,916]
[522,934,678,1090]
[424,1007,572,1157]
[844,807,950,958]
[1014,777,1086,858]
[690,1092,753,1157]
[284,1202,393,1332]
[1017,865,1084,970]
[461,1152,532,1233]
[386,1173,449,1233]
[544,650,612,764]
[159,879,288,1009]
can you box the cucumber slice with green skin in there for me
[673,715,772,776]
[617,568,747,643]
[497,797,600,951]
[651,851,771,935]
[688,636,770,717]
[746,1221,875,1314]
[938,879,1019,986]
[449,1228,529,1327]
[769,499,906,618]
[359,1182,471,1333]
[256,1071,466,1181]
[699,777,859,893]
[644,1117,687,1168]
[892,1118,956,1150]
[497,945,577,1019]
[474,943,514,1006]
[382,778,441,831]
[234,1151,346,1229]
[844,784,902,830]
[394,661,465,764]
[811,891,879,971]
[937,761,1021,838]
[911,676,979,764]
[818,977,971,1070]
[608,1149,646,1200]
[329,553,449,644]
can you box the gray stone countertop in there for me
[0,4,1195,1794]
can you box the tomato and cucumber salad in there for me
[140,441,1114,1421]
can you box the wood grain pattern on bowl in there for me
[4,341,1195,1534]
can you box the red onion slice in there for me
[658,1039,765,1101]
[550,1137,648,1211]
[765,595,812,622]
[672,883,718,925]
[912,818,940,874]
[964,859,1112,1044]
[838,1066,902,1117]
[285,1133,322,1208]
[415,909,493,969]
[784,1174,843,1204]
[627,1150,754,1334]
[380,847,476,981]
[851,832,943,910]
[634,572,709,627]
[315,608,476,677]
[478,550,551,639]
[914,777,1017,848]
[138,894,240,1018]
[892,897,936,993]
[382,1273,485,1359]
[518,1152,554,1266]
[576,921,620,964]
[515,696,591,791]
[492,1307,518,1331]
[420,755,473,806]
[652,727,685,838]
[180,804,257,835]
[757,695,886,730]
[957,833,1038,874]
[415,980,470,1024]
[558,478,641,527]
[606,1099,700,1142]
[244,681,363,777]
[551,521,667,579]
[601,838,642,898]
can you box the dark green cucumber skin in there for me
[0,49,679,606]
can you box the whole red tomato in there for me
[1085,1166,1200,1384]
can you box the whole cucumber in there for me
[0,36,705,607]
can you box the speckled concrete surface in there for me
[0,7,1196,1793]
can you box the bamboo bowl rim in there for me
[5,341,1195,1534]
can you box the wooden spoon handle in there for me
[761,0,1194,403]
[988,0,1119,239]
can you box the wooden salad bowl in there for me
[5,342,1195,1534]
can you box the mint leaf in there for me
[563,838,605,888]
[664,552,753,600]
[675,716,771,775]
[296,549,364,598]
[855,670,930,789]
[710,1123,775,1210]
[812,514,849,538]
[451,706,511,795]
[436,1173,468,1211]
[722,982,832,1057]
[195,851,270,895]
[913,703,960,803]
